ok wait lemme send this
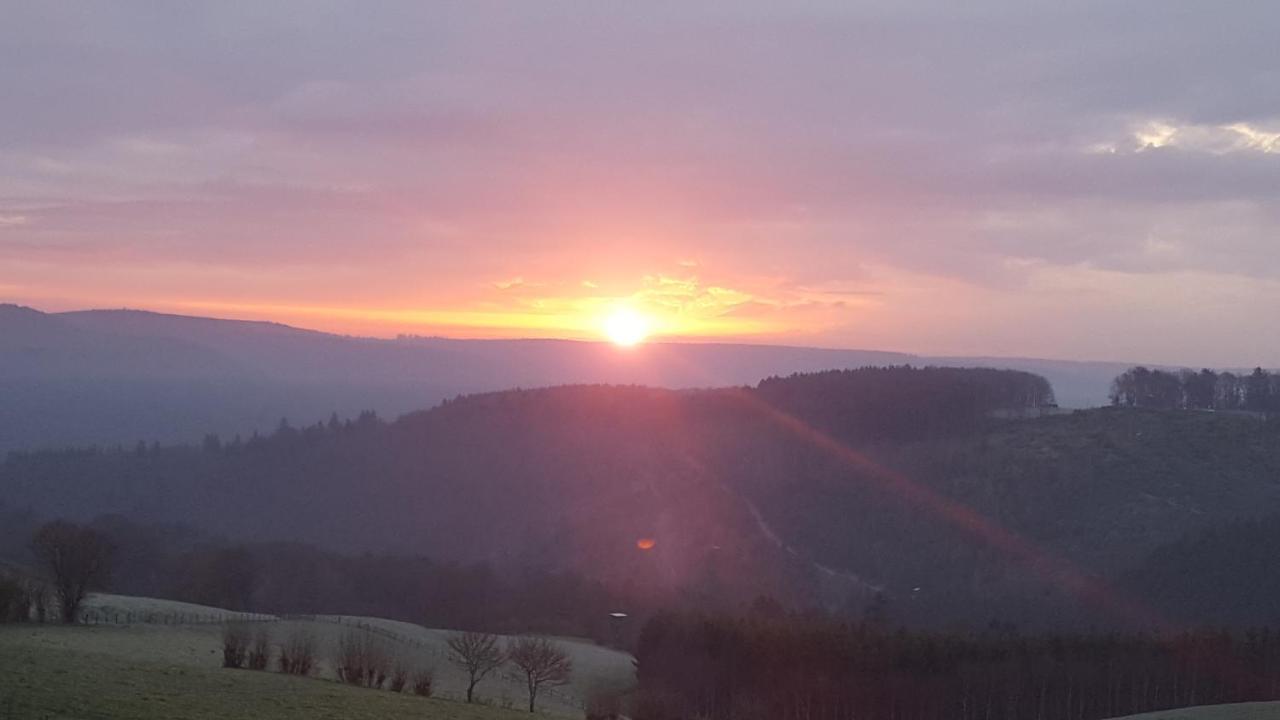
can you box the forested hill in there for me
[756,366,1055,441]
[0,304,1132,453]
[4,367,1280,630]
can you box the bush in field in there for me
[29,520,114,624]
[0,569,56,624]
[31,583,50,623]
[388,661,409,693]
[26,581,50,623]
[278,629,317,676]
[247,626,271,671]
[412,668,435,697]
[0,576,22,622]
[222,622,250,669]
[0,568,40,620]
[334,630,390,689]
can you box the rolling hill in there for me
[4,367,1280,630]
[0,303,1138,453]
[0,590,631,719]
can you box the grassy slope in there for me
[81,594,634,711]
[19,594,634,717]
[1108,703,1280,719]
[0,626,531,720]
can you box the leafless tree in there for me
[29,521,114,623]
[447,630,506,703]
[508,636,573,713]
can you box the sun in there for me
[603,308,650,347]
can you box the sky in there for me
[2,1,1278,366]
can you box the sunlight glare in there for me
[604,308,651,347]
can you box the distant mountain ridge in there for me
[3,303,1136,452]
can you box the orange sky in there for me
[3,3,1280,366]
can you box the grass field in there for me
[0,593,635,719]
[0,626,530,720]
[1109,703,1280,719]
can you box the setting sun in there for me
[604,308,651,347]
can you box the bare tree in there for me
[447,630,506,703]
[508,636,573,713]
[29,521,114,623]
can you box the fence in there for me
[77,608,275,625]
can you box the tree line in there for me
[1110,366,1280,413]
[0,367,1065,629]
[757,366,1056,442]
[635,611,1280,720]
[0,515,633,646]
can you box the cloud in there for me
[1,2,1279,363]
[493,277,527,291]
[1123,119,1280,155]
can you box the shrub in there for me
[0,576,21,623]
[334,630,390,689]
[31,584,49,623]
[20,581,45,623]
[278,629,317,676]
[222,622,250,669]
[389,661,408,693]
[0,575,42,624]
[412,668,434,697]
[247,626,271,671]
[29,520,114,624]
